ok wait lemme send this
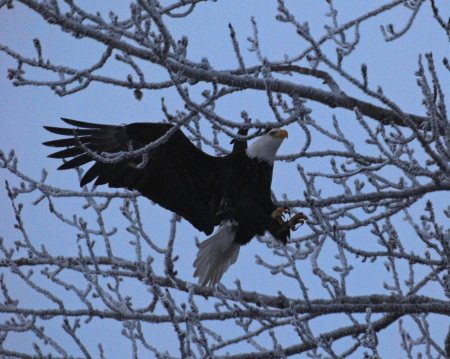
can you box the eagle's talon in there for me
[271,207,288,224]
[288,212,308,231]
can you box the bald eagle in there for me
[44,118,307,287]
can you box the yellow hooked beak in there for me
[275,129,289,139]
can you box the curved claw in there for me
[288,212,308,231]
[271,207,288,224]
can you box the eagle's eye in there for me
[268,129,288,139]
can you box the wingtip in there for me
[43,126,66,135]
[60,117,113,129]
[57,162,75,170]
[60,117,83,127]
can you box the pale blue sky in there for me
[1,1,448,357]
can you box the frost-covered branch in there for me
[1,0,449,358]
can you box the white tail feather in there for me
[193,221,240,287]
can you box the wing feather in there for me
[44,118,226,234]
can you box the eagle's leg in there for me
[288,212,308,231]
[271,207,288,224]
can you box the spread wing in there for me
[43,118,227,234]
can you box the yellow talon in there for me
[288,212,308,231]
[271,207,288,224]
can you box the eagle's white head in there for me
[246,129,288,164]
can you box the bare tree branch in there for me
[1,1,448,358]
